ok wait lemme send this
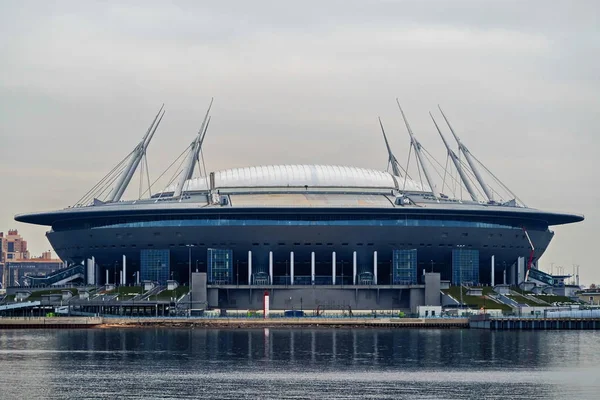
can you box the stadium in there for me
[13,102,584,312]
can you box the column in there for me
[491,255,495,287]
[373,251,378,285]
[517,257,525,284]
[119,271,123,286]
[105,269,109,285]
[136,271,140,285]
[311,252,315,285]
[122,255,127,285]
[290,251,294,285]
[332,251,336,285]
[248,250,252,285]
[353,251,357,285]
[269,251,273,285]
[91,256,96,285]
[87,259,92,285]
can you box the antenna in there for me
[396,99,439,198]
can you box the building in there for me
[1,230,30,262]
[0,230,64,288]
[13,105,584,310]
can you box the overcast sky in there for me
[1,1,597,283]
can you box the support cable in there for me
[470,154,526,206]
[402,144,413,192]
[139,145,191,200]
[74,150,134,206]
[144,154,152,198]
[81,161,129,205]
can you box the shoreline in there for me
[100,317,469,329]
[0,316,469,329]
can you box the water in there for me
[0,328,599,399]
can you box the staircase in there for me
[28,265,85,287]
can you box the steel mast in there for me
[396,100,439,198]
[108,105,165,202]
[430,112,478,201]
[173,98,213,198]
[378,117,402,177]
[438,105,494,202]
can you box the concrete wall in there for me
[207,286,417,311]
[424,273,441,306]
[191,272,207,308]
[409,288,425,313]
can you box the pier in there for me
[0,317,102,329]
[470,315,600,330]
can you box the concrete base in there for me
[493,284,511,295]
[205,285,426,311]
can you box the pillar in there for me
[332,251,336,285]
[311,252,315,284]
[491,255,495,287]
[290,251,294,285]
[105,269,109,285]
[373,251,378,285]
[119,271,123,286]
[248,250,252,285]
[91,256,96,285]
[353,251,357,285]
[122,255,127,285]
[136,271,140,285]
[517,257,525,284]
[269,251,273,285]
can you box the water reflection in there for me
[24,327,596,371]
[0,328,599,399]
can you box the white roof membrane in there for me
[166,164,429,193]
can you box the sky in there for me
[0,1,598,283]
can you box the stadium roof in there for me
[167,164,429,193]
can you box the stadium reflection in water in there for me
[49,328,575,368]
[1,329,599,399]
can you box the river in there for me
[0,328,599,399]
